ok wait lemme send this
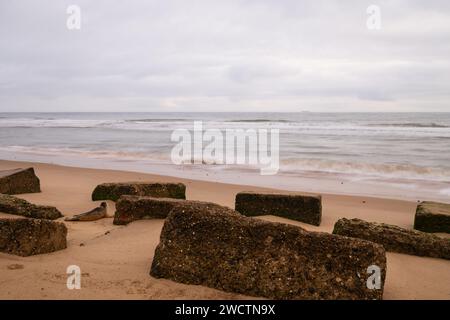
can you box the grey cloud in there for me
[0,0,450,111]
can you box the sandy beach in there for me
[2,0,450,306]
[0,159,448,300]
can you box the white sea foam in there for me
[1,144,449,183]
[0,118,113,128]
[280,158,450,182]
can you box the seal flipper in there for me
[65,202,108,222]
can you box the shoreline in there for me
[0,159,449,299]
[1,152,449,203]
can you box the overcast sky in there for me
[1,0,450,112]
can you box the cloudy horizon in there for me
[1,0,450,112]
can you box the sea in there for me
[0,112,449,202]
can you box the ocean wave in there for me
[0,118,114,128]
[281,158,450,182]
[1,116,449,132]
[225,119,292,123]
[0,145,170,162]
[369,122,449,128]
[124,118,188,123]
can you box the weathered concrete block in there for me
[91,182,186,201]
[0,217,67,256]
[151,203,386,300]
[0,194,62,220]
[414,201,450,233]
[114,196,228,225]
[0,167,41,195]
[235,192,322,226]
[333,218,450,260]
[114,196,185,225]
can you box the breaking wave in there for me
[369,122,449,128]
[281,158,450,182]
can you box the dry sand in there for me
[0,159,449,300]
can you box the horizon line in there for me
[1,111,450,114]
